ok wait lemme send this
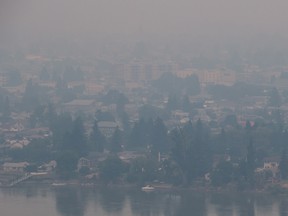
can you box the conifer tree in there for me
[110,127,122,153]
[246,139,255,186]
[89,120,106,152]
[280,148,288,179]
[151,117,168,154]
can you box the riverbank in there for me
[16,179,283,195]
[2,171,288,195]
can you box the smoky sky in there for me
[1,0,288,55]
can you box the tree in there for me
[181,95,191,112]
[183,75,201,95]
[89,120,106,152]
[29,105,45,128]
[109,127,122,153]
[55,115,87,157]
[119,111,130,133]
[245,120,252,142]
[268,87,281,107]
[1,96,11,122]
[7,138,52,163]
[222,114,238,128]
[170,120,212,185]
[280,149,288,179]
[192,119,212,179]
[128,118,153,150]
[69,117,87,157]
[211,161,234,186]
[95,110,115,122]
[101,89,129,108]
[3,96,11,116]
[245,120,252,131]
[170,127,192,185]
[150,117,168,154]
[246,139,255,187]
[51,112,73,150]
[6,69,22,86]
[39,66,50,80]
[138,104,168,120]
[152,72,200,96]
[166,95,179,111]
[21,79,40,111]
[56,77,68,93]
[213,128,228,154]
[56,151,78,179]
[63,66,84,82]
[157,158,183,185]
[99,155,125,184]
[127,157,157,185]
[46,103,57,129]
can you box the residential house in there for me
[77,152,108,171]
[38,160,57,172]
[2,162,29,173]
[98,121,118,137]
[255,158,280,181]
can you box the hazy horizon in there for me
[1,0,288,58]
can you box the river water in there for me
[0,186,287,216]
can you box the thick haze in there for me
[1,0,288,57]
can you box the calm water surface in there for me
[0,186,288,216]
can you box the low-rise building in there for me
[62,99,96,113]
[98,121,118,137]
[2,162,29,173]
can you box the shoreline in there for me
[3,180,281,195]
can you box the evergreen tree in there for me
[51,112,73,150]
[69,117,87,156]
[193,119,212,179]
[246,139,255,186]
[245,120,252,131]
[268,87,281,107]
[129,121,143,149]
[280,149,288,179]
[46,103,57,129]
[56,77,68,94]
[0,94,3,113]
[127,157,158,185]
[181,95,191,112]
[56,151,78,179]
[245,120,252,143]
[39,66,50,80]
[59,116,87,157]
[184,75,201,95]
[29,105,45,128]
[170,120,212,185]
[182,121,193,141]
[109,127,122,153]
[119,111,130,134]
[2,96,11,119]
[150,117,168,154]
[170,127,193,185]
[21,79,40,111]
[128,118,152,149]
[214,128,228,154]
[99,155,125,184]
[6,69,22,86]
[138,104,167,120]
[211,160,234,186]
[89,120,106,152]
[95,110,115,122]
[166,95,179,111]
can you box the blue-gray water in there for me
[0,186,287,216]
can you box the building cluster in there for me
[0,52,288,187]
